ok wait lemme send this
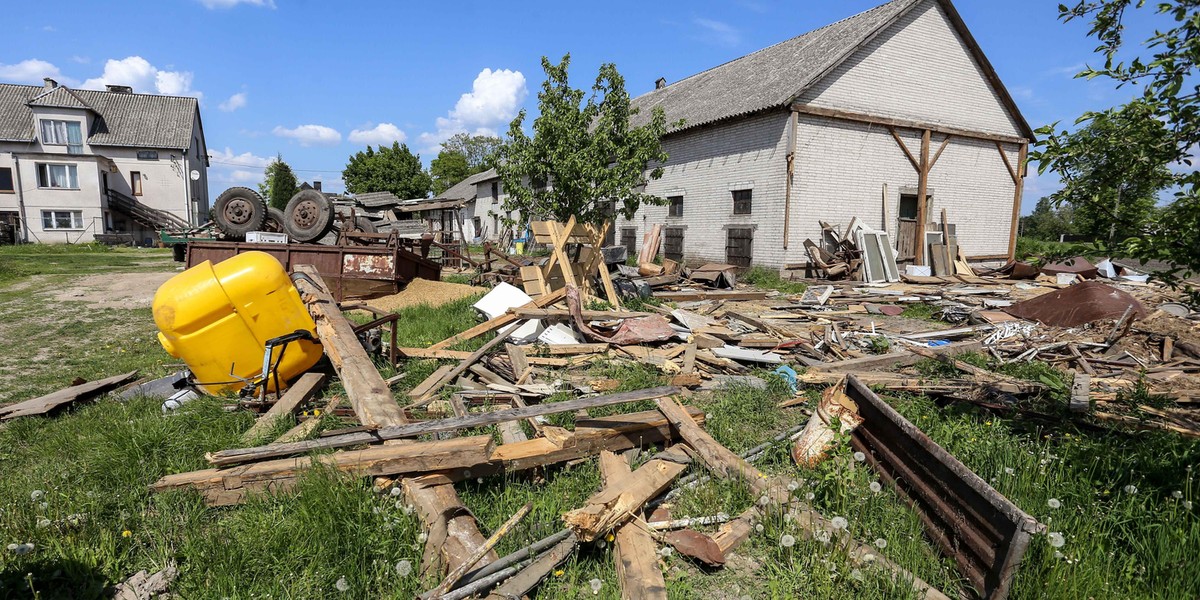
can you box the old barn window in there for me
[667,195,683,217]
[732,189,752,215]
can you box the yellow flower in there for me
[606,533,615,543]
[313,409,322,416]
[121,530,132,538]
[553,570,565,577]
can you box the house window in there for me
[136,151,159,161]
[41,210,83,230]
[732,189,752,215]
[40,119,83,154]
[491,181,499,204]
[667,195,683,218]
[726,227,753,267]
[0,167,13,193]
[36,163,79,189]
[664,227,685,263]
[131,171,143,196]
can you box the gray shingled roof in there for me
[630,0,918,132]
[354,191,404,207]
[0,83,198,149]
[434,168,497,202]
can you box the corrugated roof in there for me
[434,168,497,201]
[0,83,198,149]
[354,191,404,207]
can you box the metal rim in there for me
[290,199,323,230]
[222,198,256,225]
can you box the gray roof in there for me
[0,83,199,149]
[434,168,497,201]
[354,191,404,207]
[629,0,1033,140]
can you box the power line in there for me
[208,158,344,174]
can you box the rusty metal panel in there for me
[344,253,396,278]
[846,375,1039,600]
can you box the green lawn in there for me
[0,246,1197,598]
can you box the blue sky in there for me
[0,0,1158,213]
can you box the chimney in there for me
[655,77,666,90]
[313,180,322,192]
[105,84,133,94]
[43,78,57,90]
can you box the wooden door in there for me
[620,227,637,257]
[664,227,684,263]
[896,194,918,260]
[725,228,752,267]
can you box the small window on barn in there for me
[0,167,13,193]
[898,194,919,220]
[732,189,752,215]
[667,195,683,218]
[491,181,499,204]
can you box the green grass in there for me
[0,244,173,284]
[899,302,945,322]
[742,266,807,295]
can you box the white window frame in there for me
[41,210,84,230]
[39,119,84,154]
[36,163,79,190]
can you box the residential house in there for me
[613,0,1032,269]
[0,78,209,244]
[434,168,506,242]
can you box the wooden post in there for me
[783,109,798,251]
[1004,143,1028,260]
[914,129,932,266]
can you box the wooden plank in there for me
[652,290,769,302]
[537,343,609,356]
[207,386,682,466]
[405,474,500,579]
[681,340,697,374]
[562,445,691,541]
[1006,143,1028,260]
[656,397,786,503]
[429,288,565,351]
[293,265,406,429]
[409,365,454,399]
[1070,372,1091,414]
[398,347,568,367]
[599,451,669,600]
[240,373,326,444]
[505,344,528,378]
[0,371,138,421]
[791,103,1028,145]
[272,395,340,445]
[510,308,650,320]
[813,341,984,372]
[151,436,494,506]
[414,320,528,404]
[915,129,932,266]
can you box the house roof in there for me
[629,0,1033,140]
[0,83,200,149]
[434,168,498,202]
[354,191,405,207]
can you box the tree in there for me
[442,132,503,171]
[496,54,674,225]
[1020,197,1077,241]
[1031,1,1200,279]
[429,150,471,195]
[258,154,299,210]
[342,142,432,199]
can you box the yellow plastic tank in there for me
[153,251,323,395]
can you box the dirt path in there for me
[50,271,176,309]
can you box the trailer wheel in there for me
[348,216,376,234]
[260,207,287,234]
[284,190,334,243]
[212,187,268,238]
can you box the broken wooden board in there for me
[151,436,494,506]
[483,536,577,600]
[653,290,769,302]
[405,474,501,580]
[599,451,668,600]
[398,347,569,367]
[811,341,983,373]
[293,265,406,429]
[429,288,566,351]
[563,446,691,541]
[240,372,326,444]
[0,371,138,421]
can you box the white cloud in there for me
[229,170,261,183]
[196,0,275,8]
[218,92,247,112]
[693,17,740,47]
[348,122,407,146]
[80,56,201,98]
[417,68,527,152]
[272,124,342,146]
[69,55,90,65]
[209,147,273,169]
[0,59,66,85]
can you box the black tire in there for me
[349,216,377,234]
[211,187,268,238]
[284,190,334,243]
[262,207,287,233]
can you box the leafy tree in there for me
[429,150,471,195]
[496,54,675,225]
[442,132,503,171]
[1031,1,1200,279]
[342,142,432,199]
[1021,197,1078,241]
[258,153,299,210]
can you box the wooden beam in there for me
[783,109,799,250]
[888,126,921,172]
[915,129,932,266]
[397,347,568,367]
[206,386,683,466]
[0,371,138,421]
[791,103,1027,145]
[429,288,565,351]
[812,340,983,372]
[414,320,527,404]
[509,307,651,320]
[652,290,769,302]
[150,436,494,506]
[562,446,691,541]
[293,265,406,429]
[599,451,669,600]
[929,135,952,170]
[1006,143,1029,260]
[405,474,500,579]
[240,372,326,444]
[272,395,340,444]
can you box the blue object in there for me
[926,340,950,347]
[774,365,799,393]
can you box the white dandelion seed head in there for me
[781,534,796,548]
[36,518,50,529]
[863,553,877,563]
[850,568,864,581]
[395,560,412,577]
[30,490,44,502]
[417,532,428,543]
[1004,467,1015,475]
[1185,500,1194,510]
[335,575,349,592]
[389,487,402,497]
[787,481,799,491]
[875,538,887,549]
[806,492,815,501]
[814,529,832,544]
[403,505,414,515]
[831,516,848,530]
[1048,532,1065,548]
[1172,490,1183,499]
[853,452,866,462]
[1047,498,1061,509]
[658,546,673,557]
[597,540,607,549]
[758,495,770,506]
[784,512,793,522]
[1124,485,1137,494]
[869,481,882,493]
[462,470,471,478]
[589,578,603,594]
[755,523,765,533]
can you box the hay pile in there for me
[368,277,485,312]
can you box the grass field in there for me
[0,246,1198,598]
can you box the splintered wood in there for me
[563,445,691,541]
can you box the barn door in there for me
[896,194,918,260]
[725,228,753,267]
[620,227,637,257]
[664,227,684,263]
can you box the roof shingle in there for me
[0,83,199,149]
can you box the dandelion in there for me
[1172,491,1183,499]
[38,501,47,510]
[1185,501,1194,510]
[597,540,607,549]
[805,492,815,501]
[758,495,770,506]
[1047,498,1061,509]
[335,575,349,592]
[874,538,887,549]
[36,518,50,529]
[121,529,132,538]
[1124,485,1138,494]
[30,490,44,502]
[869,481,882,493]
[394,560,412,577]
[850,569,864,581]
[554,570,565,577]
[389,487,402,497]
[658,546,673,558]
[814,529,832,544]
[781,534,796,548]
[1054,551,1064,560]
[862,553,877,563]
[589,578,603,594]
[853,452,866,462]
[606,533,615,543]
[417,532,428,544]
[755,523,764,533]
[1004,467,1015,475]
[1048,532,1065,548]
[787,481,800,491]
[831,516,848,530]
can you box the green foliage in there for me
[1020,197,1077,242]
[496,54,675,225]
[899,302,943,322]
[742,266,807,294]
[342,142,432,200]
[257,153,299,211]
[867,336,891,355]
[429,150,470,195]
[440,132,502,171]
[1033,2,1200,281]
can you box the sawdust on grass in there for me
[368,277,485,312]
